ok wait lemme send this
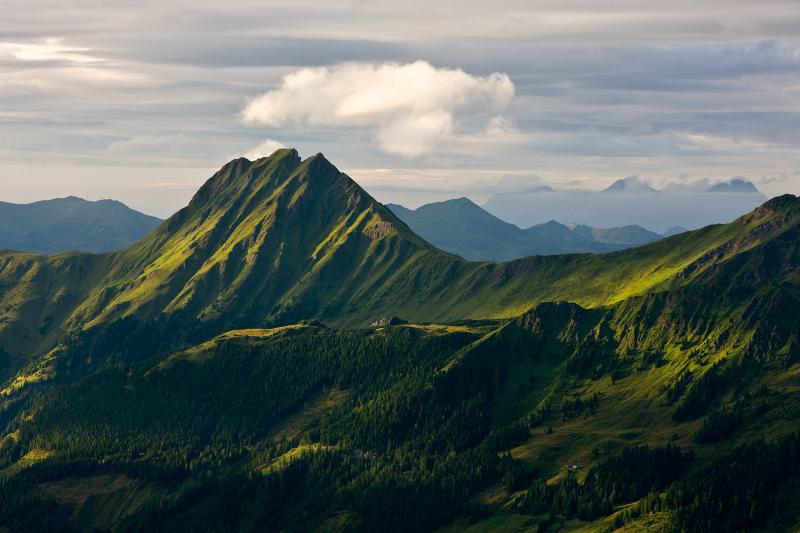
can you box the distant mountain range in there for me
[1,177,762,257]
[0,196,162,254]
[484,176,767,233]
[387,198,661,261]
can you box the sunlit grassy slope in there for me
[0,149,797,382]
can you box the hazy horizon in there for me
[2,1,800,216]
[0,152,774,223]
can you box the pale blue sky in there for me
[1,0,799,216]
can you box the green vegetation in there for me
[1,150,797,381]
[515,445,692,521]
[0,151,798,530]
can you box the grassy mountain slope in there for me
[0,150,446,376]
[0,150,798,382]
[0,251,112,369]
[442,194,800,318]
[439,256,800,530]
[60,150,454,330]
[1,269,798,530]
[0,197,161,254]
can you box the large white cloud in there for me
[241,60,514,156]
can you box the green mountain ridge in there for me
[0,150,798,380]
[0,150,799,531]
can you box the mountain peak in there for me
[707,177,759,193]
[78,148,431,327]
[662,225,688,237]
[245,147,300,163]
[602,176,656,193]
[411,197,484,217]
[188,149,305,209]
[445,197,478,207]
[540,219,568,229]
[303,151,341,179]
[196,149,363,215]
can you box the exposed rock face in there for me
[370,316,408,328]
[363,221,396,240]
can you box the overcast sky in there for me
[2,0,800,216]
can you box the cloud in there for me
[658,177,713,192]
[242,138,286,160]
[489,174,545,194]
[0,37,155,89]
[677,132,771,153]
[107,135,196,156]
[241,60,514,156]
[105,134,235,166]
[356,169,544,196]
[4,1,800,46]
[0,37,100,63]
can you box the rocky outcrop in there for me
[370,316,408,328]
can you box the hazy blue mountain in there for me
[601,176,657,193]
[708,178,760,193]
[568,223,661,245]
[0,196,162,254]
[387,197,660,261]
[663,225,689,237]
[483,177,767,233]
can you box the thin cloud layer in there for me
[241,60,514,156]
[0,38,100,63]
[0,37,154,89]
[242,138,287,160]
